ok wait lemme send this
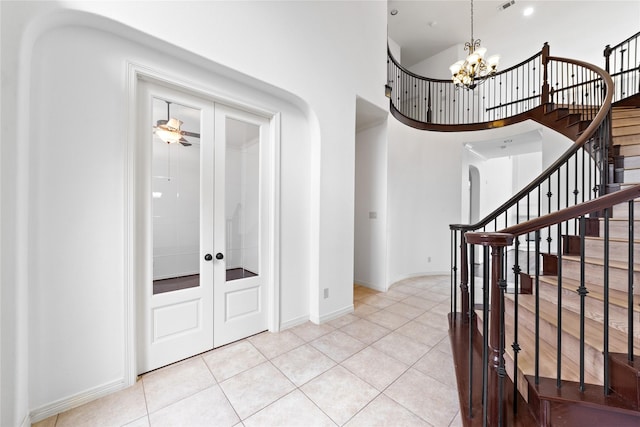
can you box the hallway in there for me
[34,275,461,427]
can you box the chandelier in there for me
[449,0,500,89]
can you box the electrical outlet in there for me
[369,211,377,219]
[323,288,329,299]
[428,256,431,262]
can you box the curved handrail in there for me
[451,55,614,233]
[466,184,640,243]
[387,44,548,130]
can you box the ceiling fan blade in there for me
[179,137,192,147]
[156,119,168,126]
[180,130,201,138]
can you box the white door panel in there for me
[138,81,214,373]
[137,82,271,372]
[213,105,270,347]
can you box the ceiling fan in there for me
[153,101,200,146]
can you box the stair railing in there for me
[604,30,640,103]
[387,44,549,130]
[441,51,614,425]
[466,184,640,426]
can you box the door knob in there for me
[216,253,224,260]
[204,254,213,261]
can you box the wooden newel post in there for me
[465,232,514,427]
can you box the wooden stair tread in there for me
[583,235,640,244]
[476,309,600,391]
[562,255,640,271]
[538,275,640,313]
[505,294,640,355]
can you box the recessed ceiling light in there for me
[523,7,534,16]
[390,9,398,16]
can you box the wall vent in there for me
[498,0,515,11]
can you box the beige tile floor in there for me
[34,275,462,427]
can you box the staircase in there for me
[388,30,640,425]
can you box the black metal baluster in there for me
[628,200,635,362]
[452,230,458,316]
[512,236,521,414]
[557,220,563,388]
[604,207,610,395]
[469,244,476,416]
[535,229,541,384]
[578,215,589,391]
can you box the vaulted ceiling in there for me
[388,0,640,70]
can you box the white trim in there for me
[315,304,355,324]
[269,113,282,333]
[19,414,30,427]
[353,280,386,292]
[388,271,451,288]
[279,315,309,331]
[124,62,138,391]
[126,62,282,380]
[29,379,127,424]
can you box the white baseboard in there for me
[29,378,127,423]
[279,314,309,331]
[353,280,386,292]
[20,413,31,427]
[389,271,450,287]
[313,304,354,324]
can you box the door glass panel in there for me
[152,98,201,294]
[225,117,260,281]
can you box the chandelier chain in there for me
[470,0,474,42]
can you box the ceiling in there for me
[387,0,640,70]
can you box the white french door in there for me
[213,104,270,347]
[137,81,270,374]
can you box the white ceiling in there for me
[388,0,640,69]
[377,0,640,157]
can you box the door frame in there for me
[125,63,281,382]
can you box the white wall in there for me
[386,119,463,284]
[1,1,388,423]
[354,121,388,291]
[409,44,464,80]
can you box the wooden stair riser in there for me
[537,278,640,343]
[560,257,640,295]
[599,220,640,240]
[616,155,640,169]
[609,353,640,408]
[504,296,605,384]
[612,200,640,218]
[618,143,640,157]
[612,108,640,120]
[623,168,640,182]
[614,117,640,128]
[582,237,640,265]
[613,125,640,138]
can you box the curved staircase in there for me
[388,31,640,426]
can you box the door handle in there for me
[204,254,213,261]
[216,253,224,260]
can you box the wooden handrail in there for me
[451,55,614,233]
[501,184,640,237]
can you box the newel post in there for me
[541,42,551,107]
[465,232,515,427]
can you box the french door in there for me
[137,81,270,374]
